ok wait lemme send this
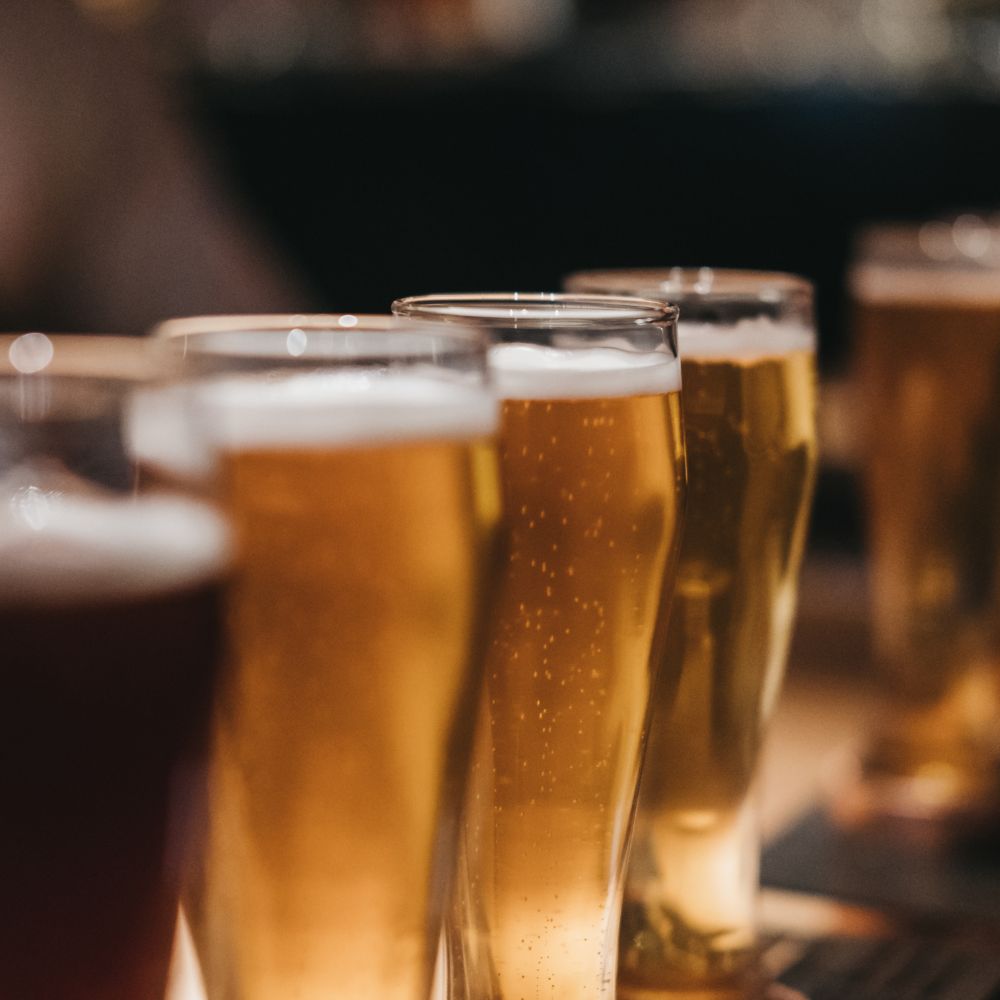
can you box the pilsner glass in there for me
[0,334,228,1000]
[849,221,1000,827]
[565,270,819,999]
[392,293,687,1000]
[162,317,503,1000]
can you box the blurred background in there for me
[10,0,1000,975]
[9,0,1000,558]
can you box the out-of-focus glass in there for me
[849,220,1000,828]
[392,293,687,1000]
[0,333,228,999]
[565,269,819,998]
[161,317,503,1000]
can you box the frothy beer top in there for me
[679,318,815,362]
[489,344,682,399]
[199,370,499,449]
[0,490,229,605]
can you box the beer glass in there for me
[0,333,228,1000]
[392,293,687,1000]
[565,270,819,999]
[163,317,503,1000]
[850,222,1000,827]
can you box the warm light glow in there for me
[918,220,955,261]
[694,266,715,294]
[165,909,207,1000]
[8,333,53,374]
[952,213,992,259]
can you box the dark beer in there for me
[0,493,228,1000]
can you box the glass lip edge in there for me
[563,268,814,302]
[152,313,401,339]
[0,334,159,381]
[391,292,680,326]
[153,315,491,363]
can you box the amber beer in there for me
[566,270,818,996]
[852,235,1000,820]
[393,295,686,1000]
[0,492,227,1000]
[625,341,815,994]
[179,332,502,1000]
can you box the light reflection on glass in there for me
[286,328,308,356]
[8,333,53,375]
[8,485,54,531]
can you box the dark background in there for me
[191,77,1000,374]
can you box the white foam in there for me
[197,369,498,449]
[489,344,682,399]
[0,491,230,605]
[851,263,1000,306]
[678,318,815,361]
[126,385,215,482]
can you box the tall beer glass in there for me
[851,222,1000,826]
[0,334,228,1000]
[165,318,503,1000]
[392,294,687,1000]
[565,270,818,998]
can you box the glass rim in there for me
[0,333,157,381]
[851,219,1000,303]
[158,324,489,372]
[564,268,813,303]
[153,314,488,361]
[391,292,679,326]
[162,323,498,450]
[853,217,1000,279]
[153,313,412,339]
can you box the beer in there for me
[565,270,817,996]
[452,342,685,1000]
[0,489,227,1000]
[853,256,1000,818]
[186,367,502,1000]
[390,294,685,1000]
[620,329,816,995]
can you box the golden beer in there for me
[565,271,818,997]
[176,332,502,1000]
[853,240,1000,820]
[393,295,687,1000]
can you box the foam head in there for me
[489,343,682,399]
[851,219,1000,306]
[678,316,816,361]
[851,262,1000,307]
[0,485,230,605]
[196,369,499,450]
